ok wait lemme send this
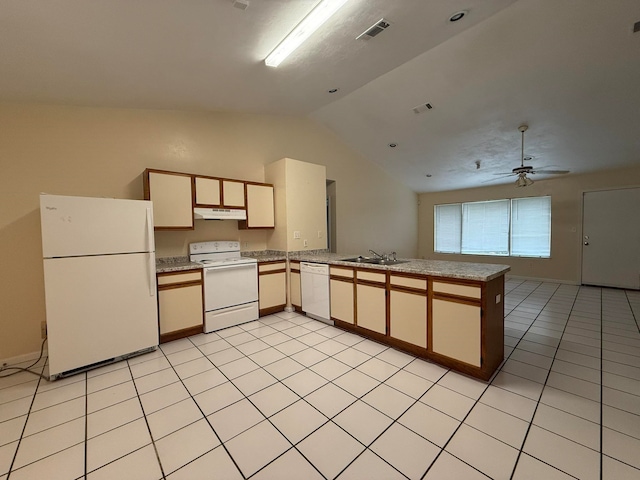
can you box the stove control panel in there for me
[189,241,240,255]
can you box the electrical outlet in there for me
[303,239,308,247]
[317,230,322,238]
[294,231,301,239]
[243,241,249,248]
[41,321,47,339]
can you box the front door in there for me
[581,188,640,289]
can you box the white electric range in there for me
[189,241,258,332]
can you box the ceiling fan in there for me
[494,125,570,187]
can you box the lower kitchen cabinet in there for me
[356,270,387,334]
[329,266,355,324]
[157,270,203,343]
[390,290,427,348]
[289,261,302,311]
[258,261,286,316]
[389,274,428,349]
[326,266,504,380]
[431,298,481,367]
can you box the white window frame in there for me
[434,196,551,258]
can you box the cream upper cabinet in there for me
[432,299,481,367]
[144,170,193,230]
[244,183,275,229]
[222,180,245,208]
[194,176,221,206]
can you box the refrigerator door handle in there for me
[146,207,154,252]
[148,252,156,297]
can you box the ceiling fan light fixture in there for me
[515,173,534,187]
[265,0,350,67]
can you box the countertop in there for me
[156,252,510,281]
[156,256,203,274]
[241,250,287,263]
[289,253,510,282]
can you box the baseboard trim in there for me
[505,275,579,285]
[1,349,48,368]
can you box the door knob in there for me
[584,241,589,246]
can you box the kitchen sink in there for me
[340,256,408,266]
[340,256,373,263]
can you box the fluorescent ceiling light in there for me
[265,0,350,67]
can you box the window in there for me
[511,197,551,257]
[434,196,551,258]
[434,203,461,253]
[462,200,510,256]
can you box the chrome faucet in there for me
[369,249,384,259]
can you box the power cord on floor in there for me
[0,336,50,380]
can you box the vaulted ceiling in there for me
[2,0,639,192]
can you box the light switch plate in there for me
[294,231,301,239]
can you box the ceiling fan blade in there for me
[531,169,570,174]
[482,175,513,183]
[492,172,516,176]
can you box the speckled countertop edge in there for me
[288,252,510,282]
[156,256,203,273]
[242,250,287,262]
[156,251,510,281]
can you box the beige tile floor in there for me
[1,279,639,479]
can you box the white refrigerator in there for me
[40,194,158,379]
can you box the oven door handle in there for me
[205,263,257,272]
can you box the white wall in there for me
[0,103,417,360]
[418,165,640,283]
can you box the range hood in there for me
[194,207,247,221]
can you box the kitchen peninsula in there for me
[289,253,510,381]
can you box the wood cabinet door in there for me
[432,299,481,367]
[390,290,427,348]
[356,284,386,334]
[158,284,203,335]
[194,177,221,206]
[259,272,286,310]
[330,278,354,324]
[146,171,193,229]
[222,180,246,207]
[246,184,275,228]
[290,270,301,308]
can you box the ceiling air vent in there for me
[412,102,433,114]
[356,19,391,40]
[233,0,249,11]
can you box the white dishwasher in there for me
[300,262,331,324]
